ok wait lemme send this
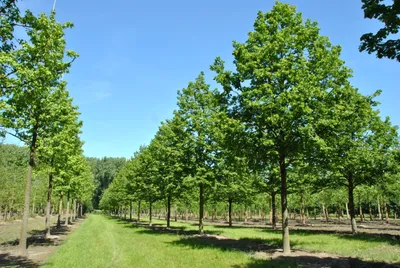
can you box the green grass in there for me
[42,215,400,268]
[168,219,400,263]
[42,215,283,268]
[153,219,400,263]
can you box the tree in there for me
[177,72,219,234]
[0,11,78,254]
[36,88,82,237]
[211,2,355,253]
[151,115,188,227]
[320,89,399,233]
[360,0,400,62]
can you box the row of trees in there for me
[0,1,94,254]
[100,2,399,254]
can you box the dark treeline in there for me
[87,157,126,209]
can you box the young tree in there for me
[177,72,219,234]
[0,11,78,254]
[211,2,355,253]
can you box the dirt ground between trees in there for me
[0,216,84,267]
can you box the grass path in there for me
[42,214,264,268]
[42,215,400,267]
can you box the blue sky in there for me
[8,0,399,158]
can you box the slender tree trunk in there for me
[313,207,317,220]
[57,193,63,228]
[45,171,53,238]
[129,200,132,221]
[199,183,204,234]
[279,154,290,254]
[369,204,373,221]
[322,204,328,222]
[212,205,216,222]
[228,198,233,227]
[19,129,37,255]
[137,201,141,222]
[345,202,350,219]
[149,201,153,227]
[348,177,357,234]
[300,193,305,225]
[72,199,76,221]
[358,191,363,222]
[64,191,70,226]
[244,206,248,224]
[80,203,83,217]
[185,202,188,222]
[271,191,277,229]
[174,204,177,222]
[167,196,171,228]
[377,197,382,220]
[385,203,389,224]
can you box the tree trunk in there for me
[80,203,83,217]
[19,129,37,255]
[348,176,358,234]
[129,200,132,221]
[57,193,63,228]
[300,193,305,225]
[313,207,317,220]
[345,202,350,219]
[64,191,70,226]
[358,191,363,222]
[244,206,248,224]
[167,196,171,228]
[174,204,177,222]
[199,183,204,234]
[45,171,53,238]
[271,191,277,229]
[137,201,141,222]
[185,202,188,222]
[385,203,389,224]
[72,199,76,221]
[212,205,216,222]
[377,197,382,220]
[279,154,290,254]
[369,204,373,221]
[322,204,328,222]
[228,198,233,227]
[149,201,153,227]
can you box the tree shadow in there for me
[0,253,39,268]
[0,224,72,248]
[169,235,281,252]
[232,255,400,268]
[283,229,400,246]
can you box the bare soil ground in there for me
[0,216,84,267]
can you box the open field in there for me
[39,214,400,267]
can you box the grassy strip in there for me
[144,218,400,263]
[42,214,277,268]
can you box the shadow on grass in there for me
[282,229,400,246]
[110,217,222,236]
[0,253,39,268]
[170,235,280,252]
[170,236,399,268]
[232,255,400,268]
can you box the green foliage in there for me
[360,0,400,61]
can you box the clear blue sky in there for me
[9,0,399,158]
